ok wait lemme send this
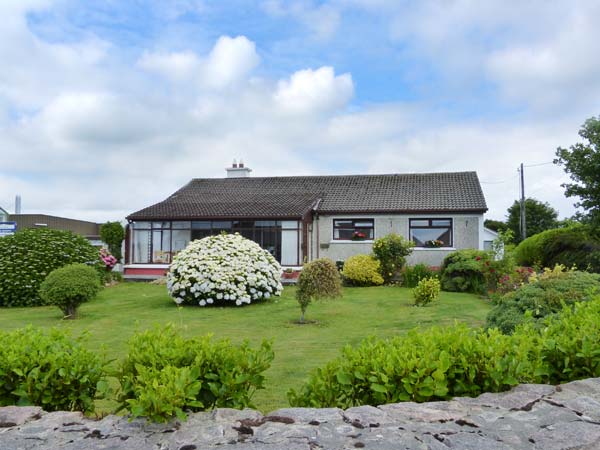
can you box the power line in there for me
[523,161,554,168]
[480,174,519,184]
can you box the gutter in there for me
[312,198,323,259]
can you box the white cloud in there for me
[203,36,260,88]
[138,51,200,81]
[0,0,592,225]
[261,1,340,40]
[137,36,259,89]
[486,6,600,110]
[274,66,354,113]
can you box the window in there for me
[130,220,301,265]
[333,219,374,240]
[409,218,452,247]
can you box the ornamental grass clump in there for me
[167,233,283,306]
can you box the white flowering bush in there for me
[167,233,283,307]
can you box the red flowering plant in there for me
[496,266,535,295]
[351,231,367,241]
[99,248,118,271]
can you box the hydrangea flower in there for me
[167,233,283,306]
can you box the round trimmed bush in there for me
[0,228,101,307]
[342,254,384,286]
[514,225,600,272]
[167,233,283,306]
[39,263,102,318]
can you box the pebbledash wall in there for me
[309,213,483,267]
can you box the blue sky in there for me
[1,0,599,221]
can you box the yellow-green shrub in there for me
[413,277,441,306]
[342,254,384,286]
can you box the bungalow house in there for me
[124,163,488,278]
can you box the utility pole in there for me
[519,163,526,241]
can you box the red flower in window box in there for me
[351,231,367,241]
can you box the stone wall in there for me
[2,378,600,449]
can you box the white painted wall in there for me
[310,213,483,267]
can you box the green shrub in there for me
[39,263,102,318]
[100,221,125,262]
[289,296,600,409]
[0,327,107,412]
[514,225,600,272]
[342,254,384,287]
[296,258,342,323]
[486,270,600,334]
[0,228,100,307]
[288,323,543,408]
[440,249,493,294]
[403,264,437,288]
[372,233,414,283]
[116,325,274,422]
[413,277,441,306]
[524,298,600,383]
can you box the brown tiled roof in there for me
[127,172,487,220]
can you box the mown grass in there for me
[0,282,491,413]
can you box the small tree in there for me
[296,258,342,323]
[506,198,559,243]
[372,233,414,284]
[39,263,101,318]
[100,221,125,262]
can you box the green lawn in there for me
[0,283,491,413]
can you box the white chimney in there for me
[15,195,21,214]
[226,159,252,178]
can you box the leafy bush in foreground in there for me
[486,269,600,334]
[116,325,274,422]
[0,228,101,307]
[296,258,342,323]
[288,323,543,408]
[342,254,384,286]
[0,327,106,412]
[167,233,282,307]
[531,299,600,383]
[39,263,101,318]
[288,296,600,408]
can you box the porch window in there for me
[409,218,452,247]
[333,219,374,240]
[129,220,301,265]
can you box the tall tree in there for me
[555,116,600,230]
[484,219,508,233]
[506,198,559,243]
